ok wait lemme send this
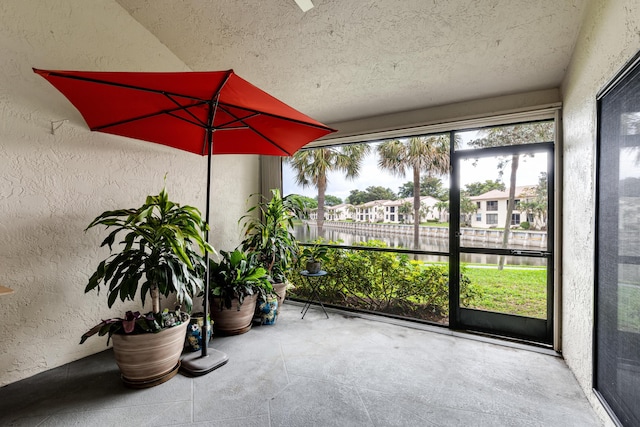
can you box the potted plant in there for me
[240,189,305,312]
[80,187,212,387]
[301,244,330,274]
[209,249,272,335]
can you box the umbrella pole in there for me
[202,146,212,357]
[180,130,229,376]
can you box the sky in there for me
[282,142,548,202]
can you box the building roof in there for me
[470,186,536,201]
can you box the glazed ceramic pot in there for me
[185,312,212,352]
[256,295,278,325]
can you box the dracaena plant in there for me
[240,189,305,283]
[81,186,213,343]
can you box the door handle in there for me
[510,250,551,256]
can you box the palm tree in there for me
[288,145,370,235]
[434,200,449,222]
[347,205,357,221]
[377,135,450,249]
[399,201,413,224]
[419,204,432,222]
[460,196,478,227]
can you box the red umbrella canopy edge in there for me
[33,68,335,156]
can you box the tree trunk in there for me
[413,166,420,258]
[499,154,519,270]
[151,285,160,314]
[317,172,327,238]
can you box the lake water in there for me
[293,224,547,267]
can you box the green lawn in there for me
[463,266,548,318]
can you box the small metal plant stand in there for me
[300,270,329,319]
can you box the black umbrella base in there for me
[180,348,229,376]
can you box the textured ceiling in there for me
[116,0,588,124]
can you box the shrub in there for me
[520,221,530,230]
[288,240,480,322]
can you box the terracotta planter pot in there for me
[273,282,287,314]
[210,294,257,335]
[111,315,189,386]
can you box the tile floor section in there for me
[0,303,602,426]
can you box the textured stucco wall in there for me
[561,0,640,425]
[0,1,258,386]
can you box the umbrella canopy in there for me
[34,68,335,372]
[33,68,333,156]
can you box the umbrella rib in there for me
[217,101,334,131]
[215,112,259,129]
[93,101,208,131]
[165,111,208,129]
[164,93,207,128]
[40,70,209,103]
[199,73,232,156]
[215,104,291,155]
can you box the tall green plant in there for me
[84,187,212,314]
[240,189,304,283]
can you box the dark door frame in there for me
[448,134,555,344]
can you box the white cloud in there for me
[283,151,409,202]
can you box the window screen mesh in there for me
[596,55,640,426]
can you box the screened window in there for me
[456,121,554,151]
[595,51,640,426]
[511,213,520,226]
[280,116,555,339]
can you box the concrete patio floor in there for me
[0,302,601,426]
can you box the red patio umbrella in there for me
[34,68,335,374]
